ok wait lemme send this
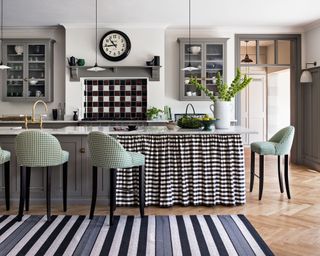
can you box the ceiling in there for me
[3,0,320,28]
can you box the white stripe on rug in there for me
[109,216,128,255]
[183,215,201,255]
[26,215,65,256]
[7,216,47,256]
[0,215,30,243]
[89,216,109,256]
[127,216,141,256]
[231,215,266,256]
[169,215,182,256]
[196,215,219,256]
[44,215,79,256]
[146,215,156,256]
[0,215,16,230]
[63,217,91,256]
[210,216,238,255]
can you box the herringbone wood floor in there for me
[2,148,320,255]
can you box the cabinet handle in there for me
[24,78,28,82]
[80,148,85,153]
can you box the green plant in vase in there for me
[146,107,163,120]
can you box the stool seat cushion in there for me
[88,131,145,169]
[16,130,69,167]
[251,141,276,155]
[0,148,10,164]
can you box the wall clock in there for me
[99,30,131,61]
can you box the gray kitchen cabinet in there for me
[178,38,228,101]
[2,39,55,102]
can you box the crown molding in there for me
[60,23,168,30]
[303,19,320,32]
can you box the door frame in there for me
[235,34,301,163]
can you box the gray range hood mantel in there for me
[69,65,161,82]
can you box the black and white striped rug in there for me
[0,215,273,256]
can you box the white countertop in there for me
[0,126,256,136]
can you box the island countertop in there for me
[0,125,257,136]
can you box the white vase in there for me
[214,100,231,129]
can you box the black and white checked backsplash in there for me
[83,79,147,120]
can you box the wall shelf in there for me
[68,65,161,82]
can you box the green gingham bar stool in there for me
[88,131,145,225]
[0,147,10,210]
[15,130,69,221]
[250,126,295,200]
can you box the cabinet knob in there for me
[80,148,85,153]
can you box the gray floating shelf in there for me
[69,66,161,82]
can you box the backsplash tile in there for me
[83,79,147,120]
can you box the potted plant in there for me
[190,68,252,129]
[146,107,163,120]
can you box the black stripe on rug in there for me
[0,215,273,256]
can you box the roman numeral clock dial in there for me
[99,30,131,61]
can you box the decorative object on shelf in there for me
[146,56,160,66]
[100,30,131,62]
[190,68,252,129]
[87,0,105,72]
[177,104,202,129]
[300,61,317,83]
[181,0,198,72]
[146,106,163,120]
[14,45,23,55]
[77,58,85,66]
[67,56,77,66]
[29,77,38,85]
[0,0,10,70]
[241,40,253,63]
[73,111,78,121]
[189,46,201,54]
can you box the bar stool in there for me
[250,126,295,200]
[88,131,145,225]
[15,130,69,221]
[0,147,10,210]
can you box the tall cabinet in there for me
[2,39,55,102]
[178,38,228,101]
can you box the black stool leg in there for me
[63,162,68,212]
[250,151,255,192]
[139,165,145,218]
[278,156,284,193]
[46,167,52,222]
[110,168,117,225]
[25,167,31,211]
[17,166,26,221]
[4,161,10,211]
[259,155,264,200]
[89,166,98,219]
[284,155,291,199]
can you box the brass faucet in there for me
[25,100,48,129]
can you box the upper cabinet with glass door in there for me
[178,38,228,101]
[2,39,55,102]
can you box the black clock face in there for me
[99,30,131,61]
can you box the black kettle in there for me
[68,56,77,66]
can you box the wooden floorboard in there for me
[2,148,320,255]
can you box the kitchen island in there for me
[0,126,255,207]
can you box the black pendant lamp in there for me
[0,0,10,70]
[181,0,198,71]
[87,0,105,72]
[241,40,253,63]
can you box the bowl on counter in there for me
[166,121,177,130]
[200,120,216,131]
[127,125,137,131]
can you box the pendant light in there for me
[87,0,105,72]
[0,0,10,70]
[181,0,198,71]
[241,40,253,63]
[300,61,317,83]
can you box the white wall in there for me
[0,26,65,117]
[304,22,320,66]
[64,26,165,119]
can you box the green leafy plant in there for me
[190,68,252,102]
[146,107,163,120]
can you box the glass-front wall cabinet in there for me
[178,38,228,101]
[2,39,55,102]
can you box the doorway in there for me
[235,35,301,155]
